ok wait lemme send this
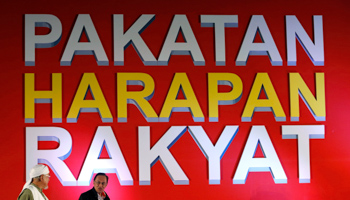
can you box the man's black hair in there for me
[94,173,109,183]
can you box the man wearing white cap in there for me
[18,164,50,200]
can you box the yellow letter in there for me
[67,73,112,123]
[24,73,62,123]
[160,73,204,122]
[242,73,286,122]
[289,73,325,121]
[117,73,157,122]
[208,73,243,122]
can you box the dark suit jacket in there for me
[79,188,110,200]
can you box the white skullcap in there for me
[22,164,50,191]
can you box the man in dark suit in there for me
[79,173,110,200]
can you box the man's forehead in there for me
[95,175,107,181]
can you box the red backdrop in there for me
[1,0,350,199]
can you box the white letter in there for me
[188,126,238,184]
[233,126,287,184]
[282,125,325,183]
[61,14,108,66]
[25,14,62,66]
[78,126,133,185]
[286,15,324,66]
[26,127,76,186]
[236,15,282,66]
[139,126,188,185]
[158,15,205,66]
[114,14,157,65]
[201,15,238,66]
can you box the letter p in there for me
[25,14,62,66]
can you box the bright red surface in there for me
[1,0,350,199]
